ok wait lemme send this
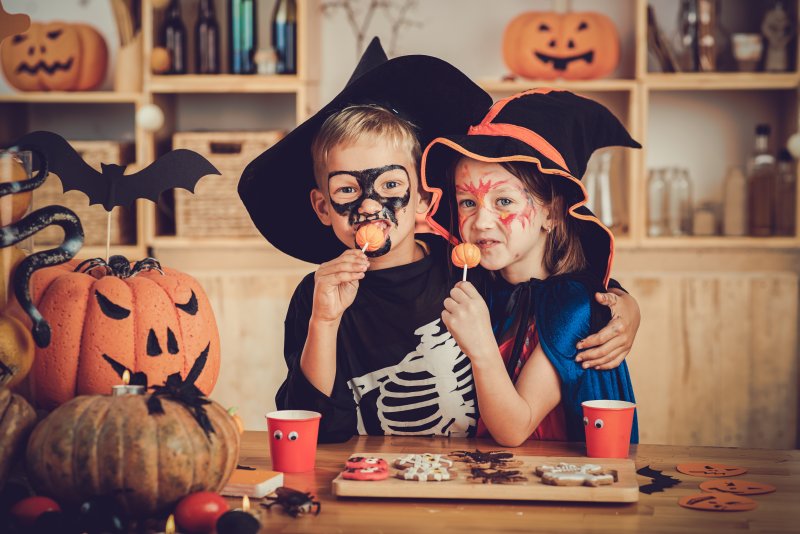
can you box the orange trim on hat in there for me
[467,122,570,172]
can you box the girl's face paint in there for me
[455,158,550,281]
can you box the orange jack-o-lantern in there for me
[503,11,620,80]
[8,256,220,409]
[1,21,108,91]
[699,479,776,496]
[678,492,758,512]
[676,463,748,478]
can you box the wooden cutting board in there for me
[332,454,639,503]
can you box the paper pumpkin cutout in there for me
[502,11,620,80]
[1,21,108,91]
[699,479,776,496]
[678,492,757,512]
[676,463,747,478]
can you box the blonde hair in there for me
[311,104,421,186]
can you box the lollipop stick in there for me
[361,242,369,253]
[462,264,468,283]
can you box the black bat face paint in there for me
[327,164,412,257]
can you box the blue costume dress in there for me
[481,271,638,443]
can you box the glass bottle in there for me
[595,151,615,229]
[196,0,220,74]
[229,0,257,74]
[162,0,187,74]
[647,168,667,237]
[774,148,796,236]
[747,124,776,236]
[272,0,297,74]
[673,0,699,71]
[667,168,693,235]
[722,165,747,236]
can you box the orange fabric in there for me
[467,122,570,172]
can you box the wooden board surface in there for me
[332,454,639,503]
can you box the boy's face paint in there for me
[455,158,549,279]
[320,139,422,262]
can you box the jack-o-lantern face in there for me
[7,256,220,408]
[502,11,620,81]
[699,479,776,496]
[678,492,758,512]
[676,463,748,478]
[1,21,107,91]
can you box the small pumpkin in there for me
[0,21,108,91]
[451,242,481,268]
[26,392,240,518]
[0,387,37,489]
[8,255,220,409]
[0,312,34,388]
[502,11,620,80]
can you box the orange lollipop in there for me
[356,224,385,252]
[451,243,481,282]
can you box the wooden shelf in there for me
[640,236,800,249]
[0,92,143,104]
[148,236,267,249]
[480,78,637,93]
[644,72,800,91]
[148,75,306,94]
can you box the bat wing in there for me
[12,131,107,206]
[114,149,220,206]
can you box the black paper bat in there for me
[11,131,220,211]
[637,465,681,494]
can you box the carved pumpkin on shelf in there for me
[502,11,620,80]
[0,21,108,91]
[7,255,220,409]
[0,386,37,489]
[26,391,240,518]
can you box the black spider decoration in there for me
[261,487,321,518]
[467,467,528,484]
[75,255,164,278]
[449,449,520,468]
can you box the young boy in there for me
[238,39,639,443]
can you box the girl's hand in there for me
[310,249,369,323]
[575,288,640,370]
[441,281,497,364]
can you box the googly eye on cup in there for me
[265,410,321,472]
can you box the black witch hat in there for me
[421,88,641,285]
[238,37,492,264]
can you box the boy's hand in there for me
[442,281,496,364]
[575,289,640,370]
[311,249,369,323]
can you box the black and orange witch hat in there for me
[420,88,641,286]
[238,38,491,264]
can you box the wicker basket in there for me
[172,131,284,238]
[32,141,136,247]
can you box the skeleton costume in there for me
[421,89,640,443]
[238,38,492,442]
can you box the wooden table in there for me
[235,432,799,533]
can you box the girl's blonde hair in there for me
[311,104,421,185]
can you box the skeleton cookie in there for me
[393,453,454,469]
[396,465,454,482]
[535,463,617,487]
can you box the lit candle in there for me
[111,370,145,396]
[216,496,260,534]
[165,514,175,534]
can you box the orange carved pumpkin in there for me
[451,242,481,268]
[502,11,620,80]
[26,392,239,517]
[0,21,108,91]
[9,256,220,409]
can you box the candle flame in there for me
[165,514,175,534]
[243,495,250,512]
[122,370,130,385]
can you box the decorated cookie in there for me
[345,456,389,471]
[396,465,454,482]
[448,449,520,469]
[535,463,617,487]
[393,453,454,469]
[468,467,528,484]
[342,466,390,481]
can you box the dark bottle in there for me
[162,0,187,74]
[229,0,257,74]
[272,0,297,74]
[196,0,220,74]
[746,124,776,236]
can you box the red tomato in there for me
[174,491,230,534]
[10,496,61,527]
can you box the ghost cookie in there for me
[535,462,617,487]
[393,453,454,469]
[396,464,454,482]
[346,456,389,471]
[342,466,390,481]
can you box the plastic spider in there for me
[75,255,164,278]
[467,467,528,484]
[261,487,321,518]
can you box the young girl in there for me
[420,89,639,447]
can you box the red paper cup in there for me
[265,410,321,473]
[582,400,636,458]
